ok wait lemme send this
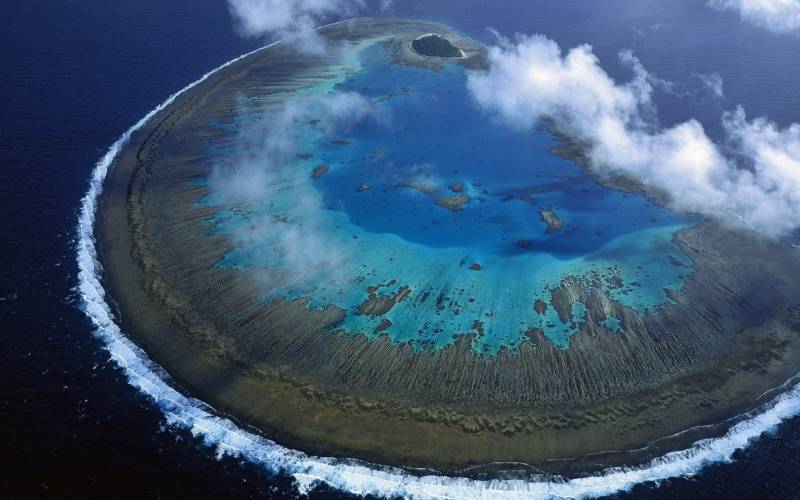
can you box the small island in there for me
[411,33,464,58]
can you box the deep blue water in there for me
[3,0,800,497]
[320,43,691,256]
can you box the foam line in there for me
[76,24,800,500]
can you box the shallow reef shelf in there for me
[96,17,800,477]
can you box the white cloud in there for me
[226,0,366,53]
[695,72,725,99]
[467,34,800,238]
[709,0,800,33]
[210,92,383,202]
[208,92,385,285]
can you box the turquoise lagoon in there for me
[202,42,694,353]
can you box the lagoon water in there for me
[5,0,800,497]
[205,41,692,351]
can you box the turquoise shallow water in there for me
[201,41,694,353]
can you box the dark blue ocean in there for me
[3,0,800,497]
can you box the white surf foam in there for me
[76,27,800,500]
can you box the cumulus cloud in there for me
[467,34,800,238]
[709,0,800,33]
[209,92,385,286]
[226,0,366,53]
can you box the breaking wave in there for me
[76,26,800,500]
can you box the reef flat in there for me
[98,18,800,475]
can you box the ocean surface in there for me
[3,0,800,497]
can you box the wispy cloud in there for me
[694,72,725,100]
[709,0,800,33]
[226,0,366,53]
[467,34,800,238]
[209,92,385,286]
